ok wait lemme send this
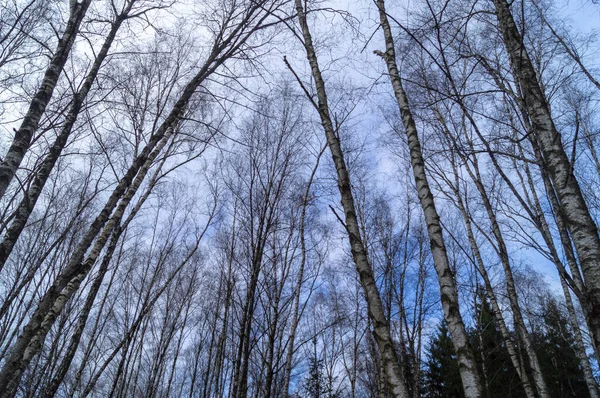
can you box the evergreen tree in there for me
[303,354,324,398]
[302,339,342,398]
[533,297,588,398]
[424,321,465,398]
[472,292,526,398]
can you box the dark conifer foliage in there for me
[532,298,589,398]
[472,293,526,398]
[424,322,465,398]
[0,0,598,396]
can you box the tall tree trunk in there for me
[41,227,122,398]
[232,252,262,398]
[493,0,600,353]
[210,214,237,398]
[0,3,133,272]
[560,275,600,398]
[0,0,92,199]
[288,0,410,396]
[40,149,166,397]
[462,147,549,398]
[282,145,324,398]
[445,149,536,398]
[511,137,600,398]
[0,10,267,386]
[373,1,483,396]
[0,128,174,397]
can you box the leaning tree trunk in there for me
[493,0,600,353]
[0,2,133,272]
[0,128,174,397]
[41,227,123,398]
[41,149,168,398]
[512,138,600,398]
[0,8,272,388]
[560,275,600,398]
[445,148,536,398]
[373,1,483,396]
[288,0,410,396]
[462,145,549,398]
[0,0,92,199]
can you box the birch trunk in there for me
[0,0,92,199]
[42,227,122,398]
[0,8,271,388]
[282,146,323,398]
[512,139,600,398]
[0,4,132,272]
[78,243,207,398]
[373,0,482,396]
[289,0,410,395]
[535,142,600,363]
[232,262,257,398]
[446,152,536,398]
[560,275,600,398]
[471,71,600,369]
[463,148,549,398]
[493,0,600,353]
[0,129,173,397]
[41,150,167,397]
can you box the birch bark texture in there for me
[0,0,135,273]
[493,0,600,353]
[0,0,92,199]
[0,1,279,393]
[290,0,410,395]
[374,0,483,397]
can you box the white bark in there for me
[0,0,92,199]
[289,1,410,395]
[374,1,483,396]
[493,0,600,354]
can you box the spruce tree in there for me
[473,292,527,398]
[302,339,342,398]
[533,297,589,397]
[425,321,465,398]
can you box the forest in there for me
[0,0,599,396]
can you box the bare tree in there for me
[286,0,411,395]
[373,0,483,396]
[493,0,600,353]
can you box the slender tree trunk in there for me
[0,13,262,386]
[493,0,600,353]
[211,217,237,398]
[459,138,549,398]
[41,150,166,397]
[41,227,122,398]
[201,276,225,398]
[263,290,281,398]
[446,152,537,398]
[531,0,600,91]
[560,275,600,398]
[0,128,174,396]
[510,138,600,398]
[165,293,192,397]
[0,3,132,272]
[79,235,208,398]
[474,293,491,396]
[532,139,600,361]
[232,240,266,398]
[0,0,92,199]
[67,246,120,397]
[373,1,482,396]
[288,1,410,396]
[282,145,324,398]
